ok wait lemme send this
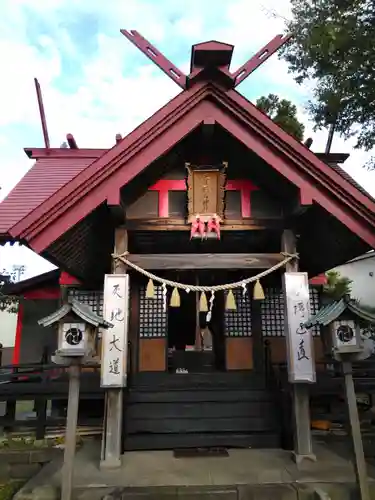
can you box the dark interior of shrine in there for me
[166,271,233,372]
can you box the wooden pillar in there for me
[281,229,315,464]
[100,227,127,469]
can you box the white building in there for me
[0,309,17,364]
[334,252,375,307]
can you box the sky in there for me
[0,0,374,281]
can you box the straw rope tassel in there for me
[253,280,265,300]
[170,287,180,307]
[146,279,155,298]
[200,292,208,312]
[225,289,236,310]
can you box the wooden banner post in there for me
[100,272,129,468]
[282,229,316,465]
[100,227,129,469]
[61,362,80,500]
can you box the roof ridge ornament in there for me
[120,30,291,90]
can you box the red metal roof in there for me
[0,155,96,234]
[1,58,375,253]
[9,79,375,254]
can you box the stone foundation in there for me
[0,448,59,484]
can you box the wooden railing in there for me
[0,362,104,439]
[264,341,375,454]
[0,341,134,440]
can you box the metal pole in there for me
[61,362,81,500]
[342,359,370,500]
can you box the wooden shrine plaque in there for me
[186,164,227,222]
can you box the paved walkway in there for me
[14,438,375,499]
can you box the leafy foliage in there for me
[282,0,375,167]
[0,270,19,314]
[256,93,305,141]
[323,270,352,301]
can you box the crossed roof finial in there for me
[120,29,290,90]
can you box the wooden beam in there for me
[120,30,187,89]
[231,34,291,87]
[126,253,285,270]
[125,218,283,231]
[107,190,125,225]
[34,78,50,149]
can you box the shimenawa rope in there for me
[112,252,298,293]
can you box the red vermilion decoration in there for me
[190,216,205,240]
[189,214,222,240]
[149,179,258,218]
[59,271,81,286]
[207,214,221,239]
[12,303,23,365]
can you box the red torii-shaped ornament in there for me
[120,29,291,89]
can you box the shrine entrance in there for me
[167,275,226,373]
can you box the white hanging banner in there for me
[283,272,316,384]
[101,274,129,388]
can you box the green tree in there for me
[323,270,352,301]
[256,93,305,141]
[282,0,375,167]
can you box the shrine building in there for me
[1,30,375,467]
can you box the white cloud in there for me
[0,0,374,280]
[0,38,61,128]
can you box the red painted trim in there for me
[149,179,258,217]
[59,271,80,286]
[24,288,60,299]
[224,88,375,223]
[106,189,121,206]
[150,180,185,191]
[12,82,210,239]
[159,190,169,218]
[300,188,313,206]
[24,148,106,160]
[226,180,257,218]
[25,102,211,252]
[12,303,23,365]
[150,180,185,217]
[309,274,327,286]
[210,105,375,247]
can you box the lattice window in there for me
[139,285,167,338]
[261,287,321,337]
[309,288,321,337]
[67,289,103,315]
[224,289,252,337]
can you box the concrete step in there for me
[100,484,301,499]
[15,481,366,500]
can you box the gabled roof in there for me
[2,269,60,295]
[1,79,375,253]
[305,296,375,327]
[38,297,112,328]
[0,152,100,234]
